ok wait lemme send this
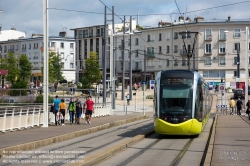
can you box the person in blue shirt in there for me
[53,95,61,125]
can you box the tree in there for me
[19,54,32,82]
[80,52,101,88]
[41,52,64,83]
[136,25,144,30]
[3,52,19,85]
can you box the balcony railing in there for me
[146,51,155,58]
[205,35,212,40]
[204,49,212,54]
[180,49,191,56]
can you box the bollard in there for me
[126,105,127,115]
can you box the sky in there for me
[0,0,250,37]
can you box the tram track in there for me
[0,119,153,166]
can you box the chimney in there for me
[59,31,67,37]
[186,16,191,22]
[179,15,184,22]
[228,16,231,21]
[194,16,204,22]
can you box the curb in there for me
[0,115,150,158]
[70,128,154,166]
[204,114,218,166]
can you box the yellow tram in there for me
[154,70,212,136]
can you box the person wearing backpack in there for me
[68,97,76,125]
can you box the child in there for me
[56,112,64,125]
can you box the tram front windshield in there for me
[160,78,193,117]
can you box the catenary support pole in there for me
[43,0,48,127]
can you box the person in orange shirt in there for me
[59,98,67,125]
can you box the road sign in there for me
[219,83,225,92]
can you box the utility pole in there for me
[102,6,107,104]
[121,16,125,100]
[129,16,132,100]
[237,42,240,88]
[144,49,146,82]
[111,6,115,109]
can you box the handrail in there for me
[0,104,111,132]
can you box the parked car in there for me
[233,89,245,99]
[2,98,18,103]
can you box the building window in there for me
[135,62,139,69]
[159,33,162,41]
[70,63,74,68]
[147,34,155,42]
[61,62,64,69]
[174,45,178,53]
[219,57,226,65]
[205,44,211,53]
[166,32,170,40]
[219,29,226,40]
[182,58,187,66]
[70,43,74,49]
[159,46,162,54]
[181,31,191,39]
[29,44,31,49]
[166,45,170,53]
[219,43,226,53]
[135,49,139,57]
[61,43,64,49]
[204,57,212,65]
[174,32,178,39]
[78,30,83,38]
[60,52,64,59]
[174,59,178,66]
[234,57,238,65]
[51,42,55,47]
[166,59,169,66]
[205,29,212,40]
[135,38,139,45]
[234,43,240,51]
[234,28,241,37]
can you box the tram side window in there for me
[154,80,157,117]
[195,84,203,121]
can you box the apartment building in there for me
[119,16,250,89]
[0,31,76,84]
[71,19,137,83]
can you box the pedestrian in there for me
[75,97,82,124]
[53,95,61,125]
[229,98,236,115]
[59,98,67,125]
[68,97,76,125]
[85,96,94,125]
[246,99,250,119]
[126,94,130,105]
[236,98,243,115]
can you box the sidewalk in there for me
[0,112,152,158]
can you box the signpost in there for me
[142,81,146,116]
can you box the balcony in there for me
[173,50,178,53]
[219,35,226,41]
[204,35,212,40]
[147,39,154,42]
[89,33,93,37]
[22,48,26,52]
[204,49,212,55]
[49,47,56,51]
[96,33,100,37]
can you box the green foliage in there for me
[41,52,64,83]
[35,94,54,103]
[4,52,19,85]
[136,25,144,30]
[146,95,154,99]
[19,54,32,81]
[9,80,28,96]
[79,52,101,88]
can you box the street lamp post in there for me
[245,27,249,103]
